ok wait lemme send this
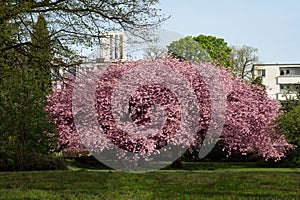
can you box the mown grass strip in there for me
[0,170,299,200]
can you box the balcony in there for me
[277,93,298,100]
[277,76,300,84]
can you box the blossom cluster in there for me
[46,58,292,160]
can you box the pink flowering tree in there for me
[46,58,292,163]
[46,80,85,153]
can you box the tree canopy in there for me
[167,35,232,67]
[276,100,300,166]
[277,104,300,147]
[47,58,292,162]
[193,35,232,67]
[167,36,211,63]
[0,14,58,169]
[230,45,259,80]
[1,0,167,61]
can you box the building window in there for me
[280,84,286,92]
[280,84,300,93]
[280,70,284,75]
[280,69,293,76]
[280,84,290,93]
[261,69,266,77]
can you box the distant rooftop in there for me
[253,63,300,67]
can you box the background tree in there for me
[167,35,232,68]
[143,45,167,60]
[30,14,53,92]
[0,15,58,170]
[230,45,259,80]
[167,36,211,63]
[0,0,167,62]
[193,35,232,67]
[277,104,300,146]
[276,103,300,166]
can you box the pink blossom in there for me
[46,58,292,160]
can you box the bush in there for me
[268,147,300,168]
[69,155,112,170]
[0,152,67,171]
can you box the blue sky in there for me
[158,0,300,63]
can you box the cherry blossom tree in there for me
[46,80,85,153]
[46,58,292,161]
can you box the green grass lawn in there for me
[0,169,299,200]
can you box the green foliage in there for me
[277,104,300,146]
[0,0,166,62]
[281,99,299,113]
[167,34,233,68]
[0,15,58,170]
[31,14,53,69]
[193,34,232,67]
[251,76,264,86]
[0,152,67,171]
[167,36,211,62]
[276,102,300,166]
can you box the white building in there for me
[253,64,300,100]
[52,32,127,89]
[101,32,127,63]
[75,32,127,78]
